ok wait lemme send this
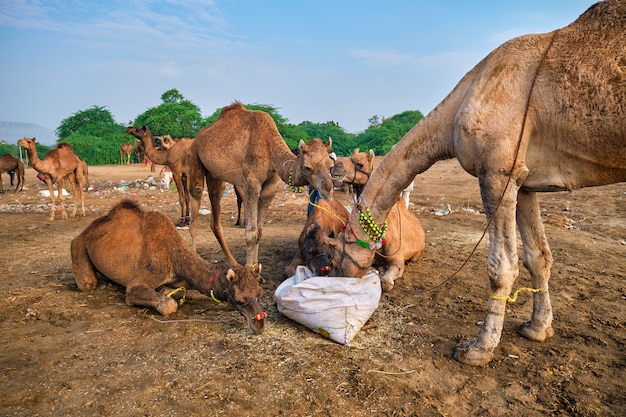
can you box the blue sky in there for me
[0,0,594,138]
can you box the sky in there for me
[0,0,596,139]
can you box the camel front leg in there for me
[126,283,179,316]
[516,189,554,342]
[172,172,187,227]
[242,182,266,269]
[455,174,520,366]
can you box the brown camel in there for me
[126,127,194,227]
[328,0,626,366]
[119,139,140,164]
[331,148,376,196]
[187,101,335,269]
[70,199,266,334]
[0,154,25,192]
[17,138,86,220]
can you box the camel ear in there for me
[32,137,37,142]
[298,139,308,153]
[226,268,236,282]
[368,149,375,161]
[326,137,332,150]
[352,148,360,157]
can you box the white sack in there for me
[274,266,381,345]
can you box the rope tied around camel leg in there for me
[489,287,546,303]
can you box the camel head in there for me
[125,126,152,141]
[17,137,37,150]
[294,137,335,200]
[303,223,335,277]
[215,264,266,335]
[331,148,375,189]
[322,215,376,279]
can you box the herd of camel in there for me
[2,0,624,366]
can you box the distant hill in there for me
[0,121,57,146]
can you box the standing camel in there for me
[125,127,193,227]
[17,138,86,220]
[0,154,25,192]
[187,101,335,270]
[327,0,626,366]
[119,139,140,164]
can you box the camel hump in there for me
[221,101,246,115]
[57,143,73,150]
[113,199,142,212]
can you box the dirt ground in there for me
[0,159,624,417]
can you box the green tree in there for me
[296,121,356,156]
[56,106,124,141]
[133,89,204,138]
[354,110,423,155]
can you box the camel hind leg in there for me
[207,176,239,266]
[516,189,554,342]
[70,234,99,292]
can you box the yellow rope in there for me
[166,286,187,305]
[490,287,546,303]
[210,290,222,304]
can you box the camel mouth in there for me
[240,300,266,335]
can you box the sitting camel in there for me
[327,0,626,366]
[284,197,349,277]
[0,154,25,192]
[119,139,140,164]
[17,138,86,220]
[70,199,266,334]
[187,101,335,270]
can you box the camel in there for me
[284,197,349,277]
[70,199,266,334]
[187,101,335,269]
[327,0,626,366]
[125,127,194,227]
[331,148,376,197]
[0,154,25,192]
[17,138,86,220]
[119,139,140,164]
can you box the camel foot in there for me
[518,321,554,342]
[156,297,179,316]
[454,338,494,366]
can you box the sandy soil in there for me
[0,160,624,417]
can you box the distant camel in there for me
[0,154,25,192]
[17,138,86,220]
[126,127,194,227]
[327,1,626,366]
[71,199,266,334]
[119,139,140,164]
[187,101,335,269]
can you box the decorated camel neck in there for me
[271,142,304,187]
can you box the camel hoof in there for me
[454,339,494,366]
[518,321,554,342]
[157,297,179,316]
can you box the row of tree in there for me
[0,89,424,166]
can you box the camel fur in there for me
[70,199,266,335]
[0,154,25,193]
[328,1,626,366]
[17,138,86,220]
[187,101,335,269]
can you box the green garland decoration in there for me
[288,171,303,193]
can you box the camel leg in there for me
[43,177,57,220]
[244,177,277,269]
[0,173,4,193]
[516,189,555,341]
[74,169,86,217]
[70,235,99,292]
[66,173,78,218]
[126,283,179,316]
[182,175,190,225]
[455,173,520,366]
[55,176,70,219]
[187,162,205,252]
[172,172,187,227]
[208,177,239,266]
